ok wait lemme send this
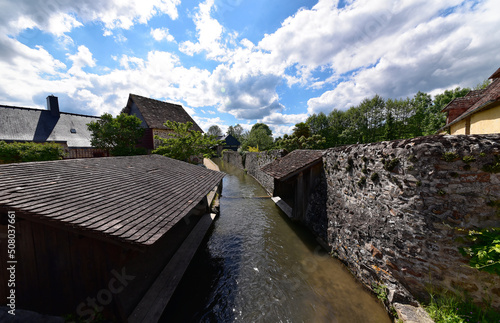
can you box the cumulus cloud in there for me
[151,27,175,42]
[0,0,181,36]
[179,0,237,61]
[66,45,96,75]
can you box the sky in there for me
[1,0,499,137]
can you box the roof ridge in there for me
[0,105,100,118]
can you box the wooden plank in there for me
[128,213,215,323]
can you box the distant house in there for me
[440,67,500,135]
[0,95,107,158]
[122,94,203,150]
[0,155,224,321]
[214,134,241,156]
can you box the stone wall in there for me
[222,150,244,169]
[244,150,287,194]
[322,134,500,309]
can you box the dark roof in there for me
[0,105,99,147]
[441,75,500,131]
[261,150,324,181]
[123,94,203,132]
[0,155,224,246]
[217,134,240,146]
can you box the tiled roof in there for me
[123,94,203,132]
[261,150,324,180]
[441,90,484,112]
[0,155,224,246]
[0,105,99,147]
[489,67,500,80]
[442,76,500,130]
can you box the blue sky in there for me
[1,0,499,136]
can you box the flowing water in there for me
[161,160,390,323]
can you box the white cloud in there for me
[66,45,96,75]
[0,0,181,37]
[151,27,175,42]
[179,0,236,61]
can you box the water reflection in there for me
[161,160,390,323]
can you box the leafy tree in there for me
[153,120,222,163]
[87,113,146,156]
[241,124,274,151]
[425,87,470,135]
[227,124,244,141]
[409,91,432,137]
[384,111,396,141]
[275,134,326,152]
[251,123,273,136]
[207,125,223,137]
[292,122,311,138]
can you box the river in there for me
[161,159,390,322]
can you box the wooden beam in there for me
[128,213,216,323]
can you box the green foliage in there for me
[241,124,274,151]
[357,176,367,187]
[460,228,500,275]
[292,122,311,138]
[370,172,379,182]
[437,189,446,196]
[226,124,244,142]
[482,155,500,173]
[474,79,491,90]
[0,141,65,163]
[424,292,500,323]
[207,125,223,137]
[442,151,459,162]
[87,113,146,156]
[153,120,223,163]
[275,133,326,152]
[383,158,399,171]
[462,155,476,164]
[372,283,387,302]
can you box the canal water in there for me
[161,160,390,323]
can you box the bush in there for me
[0,141,65,163]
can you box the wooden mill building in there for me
[0,155,224,321]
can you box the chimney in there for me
[46,95,60,116]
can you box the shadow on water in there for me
[161,158,391,323]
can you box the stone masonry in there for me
[323,134,500,309]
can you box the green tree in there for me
[292,122,311,138]
[241,123,274,151]
[87,113,146,156]
[226,124,244,141]
[409,91,432,138]
[474,79,491,90]
[153,120,222,163]
[207,125,223,137]
[275,134,326,152]
[425,87,470,135]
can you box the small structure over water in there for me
[261,149,324,223]
[0,155,224,321]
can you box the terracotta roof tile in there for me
[261,150,324,180]
[0,155,224,246]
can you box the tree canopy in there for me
[87,113,146,156]
[240,123,274,151]
[153,120,222,163]
[226,124,244,141]
[207,125,223,137]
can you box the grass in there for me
[424,293,500,323]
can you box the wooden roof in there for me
[0,105,100,147]
[0,155,224,246]
[261,150,324,181]
[123,94,203,132]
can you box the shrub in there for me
[0,141,65,163]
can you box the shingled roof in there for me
[123,94,203,132]
[261,150,324,181]
[0,155,224,246]
[0,105,99,147]
[440,67,500,132]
